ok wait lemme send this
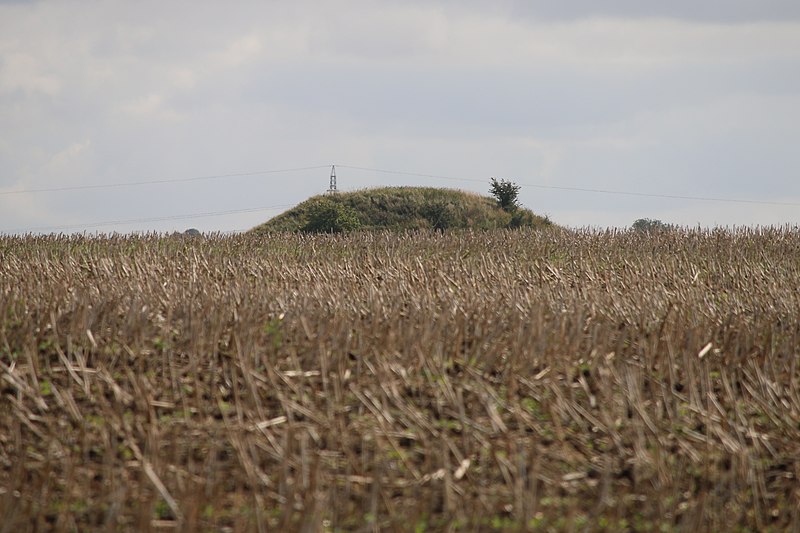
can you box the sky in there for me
[1,0,799,234]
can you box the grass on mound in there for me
[251,187,552,233]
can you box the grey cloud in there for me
[243,59,800,139]
[426,0,800,22]
[1,1,799,233]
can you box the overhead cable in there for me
[7,204,292,234]
[0,165,330,196]
[337,164,800,207]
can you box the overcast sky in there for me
[1,0,799,234]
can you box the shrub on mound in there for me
[302,198,361,233]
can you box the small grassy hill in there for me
[251,187,552,234]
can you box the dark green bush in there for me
[489,178,521,212]
[302,198,361,233]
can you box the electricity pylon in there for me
[328,165,338,194]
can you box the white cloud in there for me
[214,34,264,68]
[47,140,92,171]
[0,0,798,233]
[0,51,62,95]
[0,193,64,234]
[118,93,183,121]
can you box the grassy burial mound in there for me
[1,229,800,530]
[251,186,552,233]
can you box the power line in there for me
[337,164,800,208]
[4,161,796,208]
[6,204,293,234]
[338,165,486,185]
[4,162,796,234]
[0,165,330,196]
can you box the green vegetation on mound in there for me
[251,187,552,233]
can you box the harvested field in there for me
[1,228,799,531]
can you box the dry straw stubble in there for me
[0,227,799,531]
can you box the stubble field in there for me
[1,228,799,531]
